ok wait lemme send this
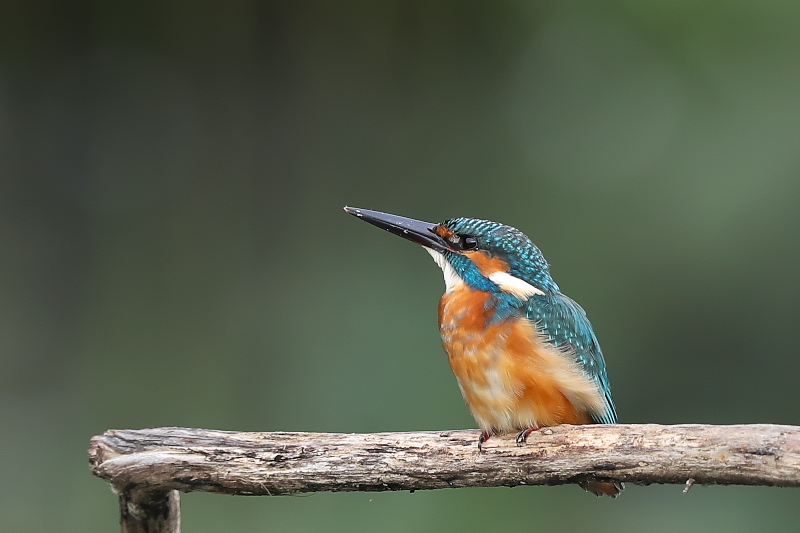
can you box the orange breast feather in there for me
[439,287,603,434]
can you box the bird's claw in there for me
[478,431,491,452]
[515,427,538,446]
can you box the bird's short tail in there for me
[580,480,624,498]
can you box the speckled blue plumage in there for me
[440,217,617,425]
[526,294,617,424]
[445,217,560,294]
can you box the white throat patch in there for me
[424,248,465,293]
[424,248,545,298]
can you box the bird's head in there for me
[344,207,559,299]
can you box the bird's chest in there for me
[438,288,530,430]
[438,288,593,432]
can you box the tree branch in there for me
[90,424,800,497]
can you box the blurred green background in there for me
[3,1,800,531]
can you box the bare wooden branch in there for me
[117,488,180,533]
[89,424,800,500]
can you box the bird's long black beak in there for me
[344,206,452,254]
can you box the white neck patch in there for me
[424,248,465,293]
[424,248,545,299]
[488,271,545,299]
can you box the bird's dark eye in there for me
[443,231,479,251]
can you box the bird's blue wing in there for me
[525,293,617,424]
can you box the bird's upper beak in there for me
[344,206,452,254]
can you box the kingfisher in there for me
[344,206,622,497]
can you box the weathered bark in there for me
[118,488,180,533]
[89,424,800,500]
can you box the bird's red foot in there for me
[515,427,538,446]
[478,431,491,452]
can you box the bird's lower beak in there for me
[344,206,452,254]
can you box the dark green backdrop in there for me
[3,1,800,531]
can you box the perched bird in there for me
[344,206,622,497]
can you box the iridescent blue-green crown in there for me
[443,217,559,294]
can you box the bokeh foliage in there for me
[2,1,800,531]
